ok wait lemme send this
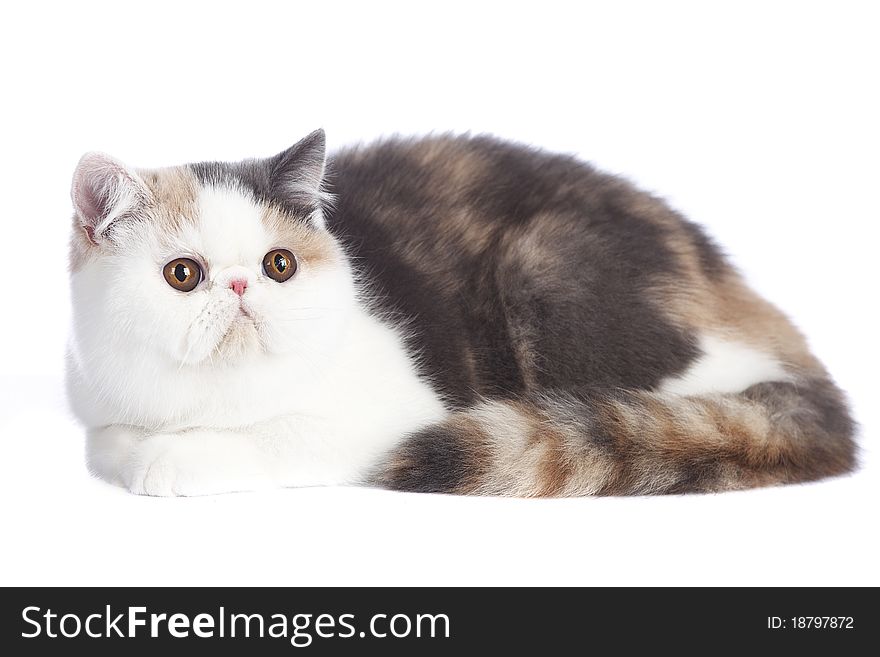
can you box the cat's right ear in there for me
[270,129,332,214]
[71,153,149,245]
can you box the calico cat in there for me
[67,130,856,496]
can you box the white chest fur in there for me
[69,304,448,491]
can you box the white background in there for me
[1,1,877,586]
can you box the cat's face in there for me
[69,131,354,374]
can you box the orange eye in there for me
[163,258,202,292]
[262,249,297,282]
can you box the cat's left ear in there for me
[270,129,331,223]
[71,152,150,245]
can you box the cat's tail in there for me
[372,376,857,496]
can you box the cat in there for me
[67,129,856,496]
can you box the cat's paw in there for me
[124,433,258,497]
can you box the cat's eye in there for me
[162,258,202,292]
[263,249,297,282]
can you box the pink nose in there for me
[229,279,248,297]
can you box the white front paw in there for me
[124,434,252,497]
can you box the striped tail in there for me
[372,376,856,496]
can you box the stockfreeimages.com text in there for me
[22,605,450,647]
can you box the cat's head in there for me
[68,130,354,373]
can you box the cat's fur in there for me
[67,130,856,496]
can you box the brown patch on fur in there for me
[659,271,822,373]
[459,347,481,395]
[443,208,497,256]
[648,210,823,375]
[618,182,825,376]
[261,205,341,271]
[588,400,636,496]
[450,417,495,494]
[714,275,822,373]
[533,426,574,497]
[503,213,574,285]
[139,166,200,234]
[413,137,487,183]
[673,395,792,491]
[425,144,496,257]
[513,404,569,494]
